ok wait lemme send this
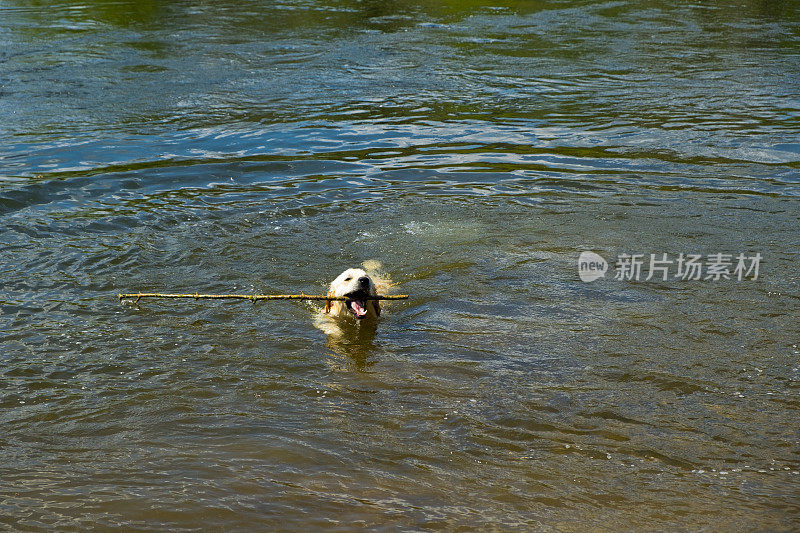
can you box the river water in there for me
[1,0,799,530]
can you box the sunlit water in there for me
[1,0,799,530]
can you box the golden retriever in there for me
[314,262,393,361]
[323,267,382,319]
[315,261,391,336]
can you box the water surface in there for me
[1,0,799,530]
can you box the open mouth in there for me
[344,290,370,319]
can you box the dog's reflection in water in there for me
[318,317,379,370]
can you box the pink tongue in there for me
[351,300,368,317]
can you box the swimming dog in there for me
[323,267,382,320]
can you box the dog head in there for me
[323,268,381,319]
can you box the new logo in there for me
[578,251,608,282]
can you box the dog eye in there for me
[344,277,352,281]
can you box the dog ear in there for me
[374,300,381,317]
[323,289,334,314]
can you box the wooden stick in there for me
[118,292,408,303]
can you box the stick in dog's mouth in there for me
[345,290,370,319]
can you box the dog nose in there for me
[358,276,370,288]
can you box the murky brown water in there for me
[1,0,799,530]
